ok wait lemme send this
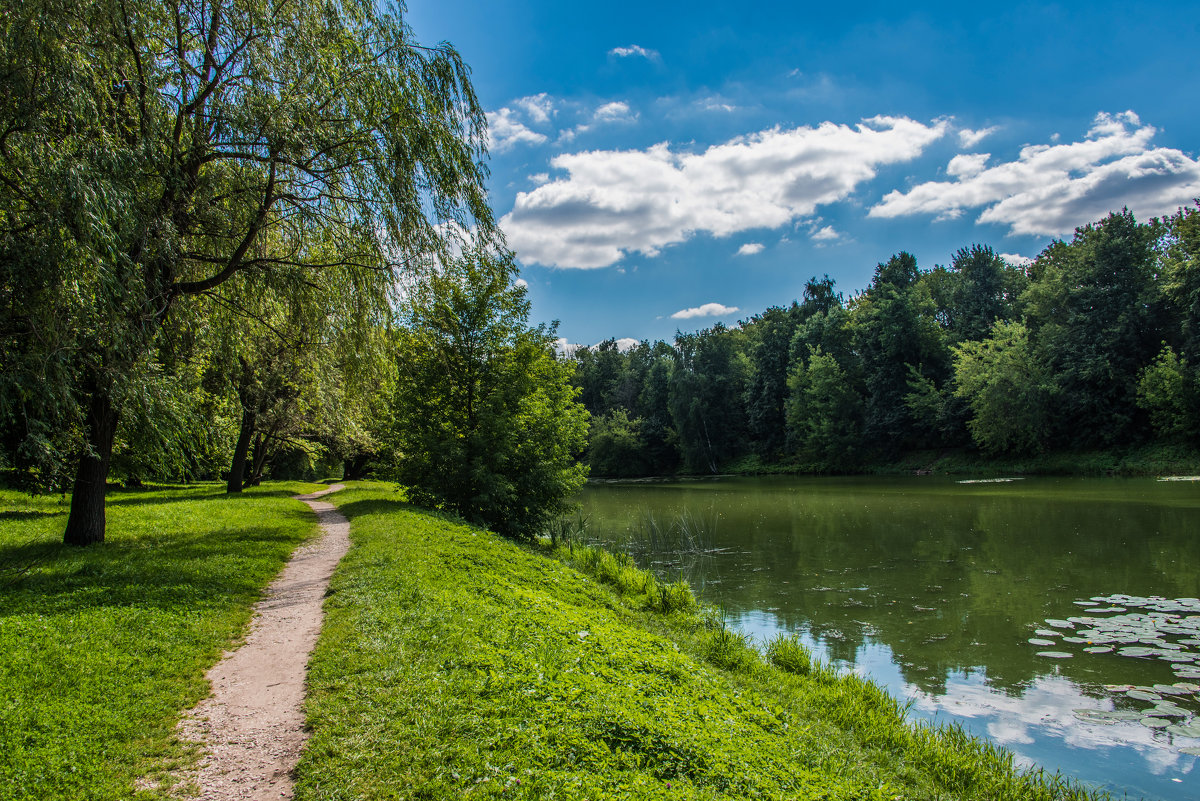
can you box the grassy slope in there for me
[298,484,1108,801]
[0,481,323,801]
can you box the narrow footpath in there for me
[175,484,349,800]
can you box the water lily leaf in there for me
[1046,619,1074,629]
[1142,717,1172,728]
[1028,638,1056,646]
[1173,682,1200,692]
[1036,651,1073,659]
[1180,746,1200,756]
[1127,690,1162,701]
[1034,629,1060,637]
[1084,646,1114,654]
[1154,684,1190,695]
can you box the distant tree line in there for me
[574,206,1200,476]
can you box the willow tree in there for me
[0,0,493,543]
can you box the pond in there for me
[576,475,1200,801]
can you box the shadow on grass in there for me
[0,493,316,618]
[0,509,64,522]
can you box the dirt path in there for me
[174,484,349,800]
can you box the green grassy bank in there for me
[0,482,323,800]
[297,483,1108,801]
[718,442,1200,478]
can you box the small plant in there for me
[765,634,813,676]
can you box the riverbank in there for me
[297,482,1109,800]
[675,442,1200,480]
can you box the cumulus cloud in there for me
[871,111,1200,237]
[609,44,660,60]
[959,126,999,148]
[514,277,529,288]
[486,107,548,152]
[504,116,947,268]
[810,225,841,242]
[516,93,555,124]
[612,337,640,351]
[554,337,582,357]
[999,253,1033,266]
[737,242,765,256]
[671,303,740,319]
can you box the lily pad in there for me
[1127,690,1162,701]
[1180,747,1200,756]
[1173,682,1200,692]
[1046,619,1075,629]
[1084,646,1114,654]
[1034,629,1060,637]
[1154,684,1190,695]
[1028,638,1056,646]
[1142,716,1172,728]
[1036,650,1073,659]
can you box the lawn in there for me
[0,481,323,800]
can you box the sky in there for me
[405,0,1200,349]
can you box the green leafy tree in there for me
[587,409,652,477]
[1137,345,1198,443]
[391,249,589,539]
[669,325,750,473]
[1021,210,1165,447]
[786,347,864,469]
[953,321,1056,455]
[0,0,492,543]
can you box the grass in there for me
[0,480,324,800]
[297,483,1111,801]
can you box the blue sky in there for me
[406,0,1200,348]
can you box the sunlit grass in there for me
[0,481,323,800]
[298,483,1111,801]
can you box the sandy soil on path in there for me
[172,484,349,800]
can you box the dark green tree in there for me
[1022,210,1166,447]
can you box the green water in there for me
[578,475,1200,801]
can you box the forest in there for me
[573,205,1200,476]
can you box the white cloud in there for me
[516,93,555,124]
[947,153,990,178]
[871,111,1200,237]
[504,116,947,269]
[528,172,550,186]
[671,302,740,320]
[593,101,636,123]
[810,225,841,242]
[514,277,528,288]
[999,252,1033,266]
[959,126,999,148]
[699,97,738,113]
[609,44,660,60]
[486,107,547,152]
[553,337,581,357]
[737,242,765,256]
[612,337,639,351]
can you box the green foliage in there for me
[0,482,322,800]
[953,321,1056,456]
[0,0,494,541]
[587,409,652,477]
[787,347,864,469]
[1137,345,1198,443]
[391,249,590,538]
[295,485,1110,801]
[1022,210,1166,447]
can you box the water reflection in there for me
[579,476,1200,800]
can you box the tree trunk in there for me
[248,432,266,486]
[227,407,256,493]
[63,389,119,546]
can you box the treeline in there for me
[574,206,1200,476]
